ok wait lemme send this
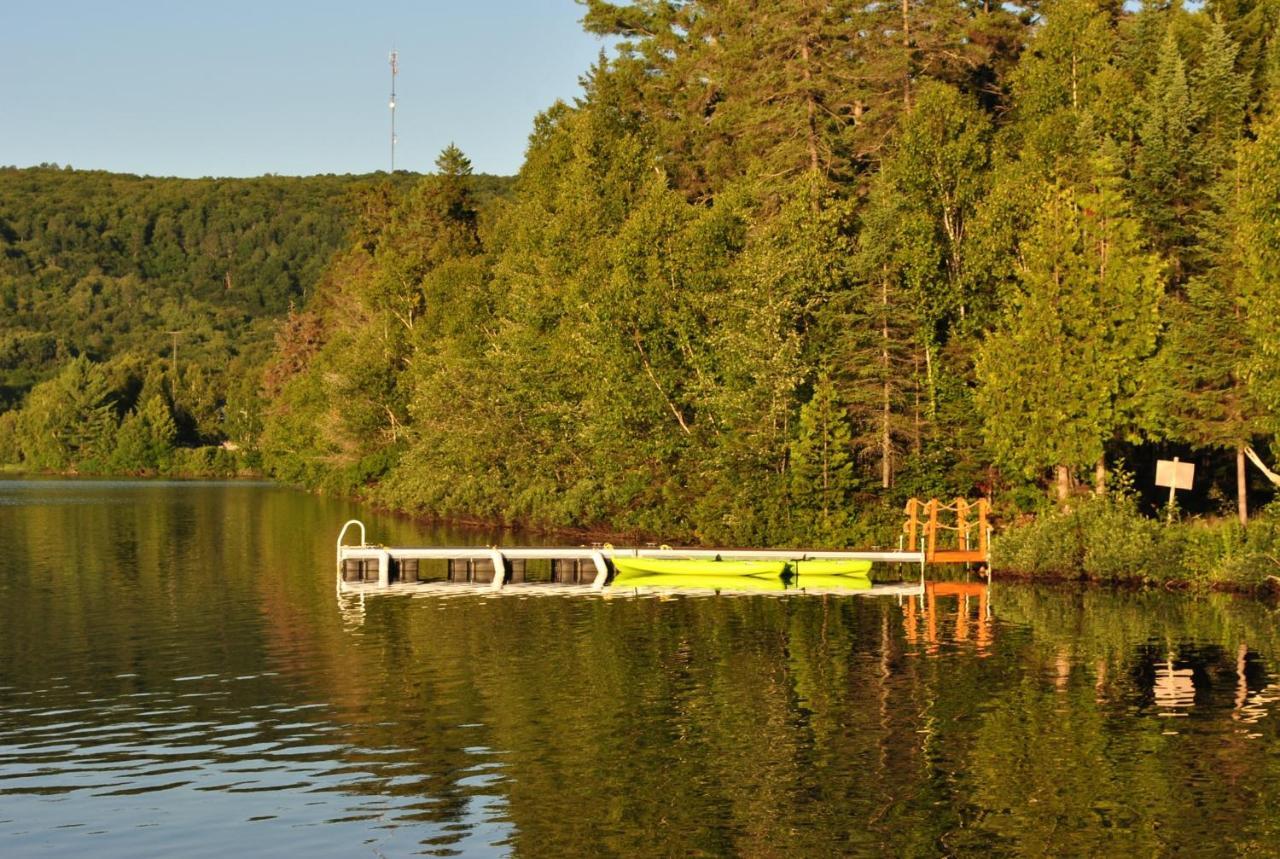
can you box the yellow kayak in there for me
[609,571,787,591]
[789,559,872,577]
[610,557,789,578]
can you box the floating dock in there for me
[336,522,924,595]
[334,497,990,598]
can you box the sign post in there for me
[1155,457,1195,521]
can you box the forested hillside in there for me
[7,0,1280,549]
[0,167,510,473]
[250,0,1280,545]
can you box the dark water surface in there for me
[2,479,1279,857]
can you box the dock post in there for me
[589,550,609,592]
[377,549,391,587]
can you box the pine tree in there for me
[1194,15,1248,171]
[790,370,855,543]
[1238,113,1280,425]
[1133,30,1208,281]
[976,158,1165,499]
[17,356,118,471]
[840,82,990,490]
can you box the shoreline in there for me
[9,469,1280,598]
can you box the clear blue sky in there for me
[0,1,609,178]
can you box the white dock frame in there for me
[336,519,927,597]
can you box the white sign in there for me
[1155,459,1195,491]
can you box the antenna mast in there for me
[388,50,399,172]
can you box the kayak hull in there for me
[789,559,873,578]
[610,557,789,578]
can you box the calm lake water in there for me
[2,479,1279,856]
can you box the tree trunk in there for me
[901,0,912,111]
[881,275,892,489]
[1055,465,1071,503]
[1094,455,1106,495]
[799,40,821,175]
[1237,445,1248,526]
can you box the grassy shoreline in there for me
[990,492,1280,594]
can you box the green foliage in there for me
[0,410,18,463]
[110,395,177,474]
[1237,113,1280,431]
[790,371,855,542]
[976,161,1164,480]
[15,356,118,471]
[169,446,245,478]
[992,491,1177,582]
[0,166,513,455]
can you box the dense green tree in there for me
[976,161,1164,500]
[1237,113,1280,426]
[1132,31,1206,281]
[16,356,118,471]
[790,370,855,541]
[111,395,178,473]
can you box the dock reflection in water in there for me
[2,480,1280,856]
[902,579,993,655]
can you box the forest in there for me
[0,167,507,474]
[5,0,1280,568]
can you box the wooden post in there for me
[905,498,919,550]
[955,497,969,551]
[978,499,990,559]
[925,499,939,562]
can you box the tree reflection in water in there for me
[2,482,1279,856]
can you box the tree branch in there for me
[1245,446,1280,486]
[633,328,691,435]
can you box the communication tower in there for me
[389,50,399,172]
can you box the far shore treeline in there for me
[4,0,1280,580]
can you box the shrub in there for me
[169,446,243,478]
[991,492,1184,583]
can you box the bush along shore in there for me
[990,490,1280,594]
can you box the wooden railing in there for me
[903,497,991,564]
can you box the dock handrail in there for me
[336,520,367,573]
[903,498,991,563]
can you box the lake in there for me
[1,479,1278,856]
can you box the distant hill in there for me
[0,166,513,410]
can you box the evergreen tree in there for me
[16,356,118,471]
[840,82,990,491]
[111,395,178,473]
[1238,113,1280,426]
[1133,30,1207,281]
[976,160,1164,499]
[1194,15,1248,170]
[790,370,855,543]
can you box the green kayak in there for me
[789,559,873,577]
[609,571,787,591]
[610,557,789,578]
